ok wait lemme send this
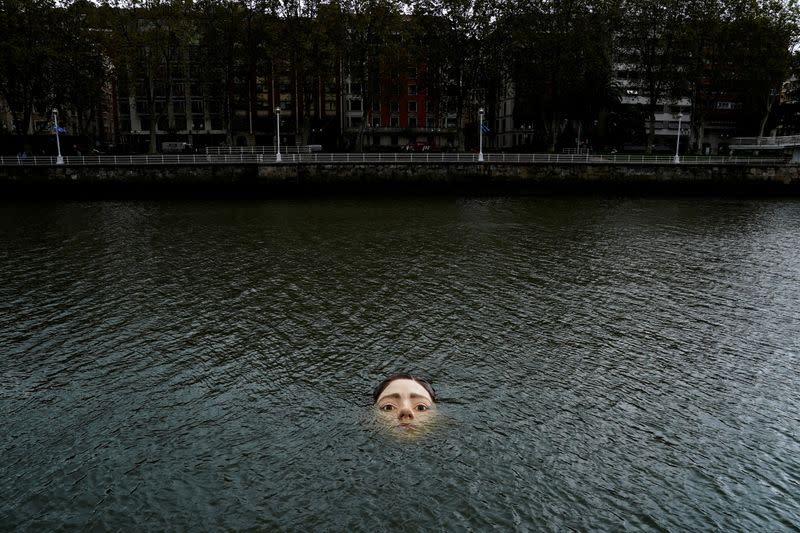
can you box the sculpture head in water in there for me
[373,374,437,431]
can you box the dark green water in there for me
[1,198,799,531]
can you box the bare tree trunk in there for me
[224,80,233,146]
[758,116,769,138]
[646,113,655,155]
[758,96,775,138]
[149,127,158,153]
[184,55,193,133]
[696,121,705,154]
[148,75,158,154]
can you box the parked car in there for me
[161,141,194,153]
[403,141,433,152]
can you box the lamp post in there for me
[275,106,282,162]
[53,109,64,165]
[478,107,484,162]
[674,112,683,164]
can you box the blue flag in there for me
[481,123,490,134]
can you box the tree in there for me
[681,0,727,152]
[339,0,404,151]
[0,0,58,137]
[410,0,499,151]
[619,0,687,154]
[105,0,192,153]
[499,0,618,152]
[728,0,798,137]
[277,0,340,146]
[194,0,244,146]
[52,0,110,144]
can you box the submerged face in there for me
[375,378,436,431]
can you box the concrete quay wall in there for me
[2,162,799,196]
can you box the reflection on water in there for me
[1,198,800,531]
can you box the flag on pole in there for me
[481,123,490,134]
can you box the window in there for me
[408,67,417,79]
[351,82,361,95]
[390,115,399,127]
[349,99,362,112]
[408,84,417,96]
[426,117,434,128]
[392,85,400,96]
[372,102,380,112]
[408,101,417,112]
[408,116,417,128]
[390,101,399,113]
[372,116,380,128]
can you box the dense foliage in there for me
[0,0,797,153]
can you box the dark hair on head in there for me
[373,373,437,404]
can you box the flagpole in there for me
[53,109,64,165]
[478,107,484,162]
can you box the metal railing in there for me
[731,135,800,147]
[204,145,320,155]
[0,153,790,167]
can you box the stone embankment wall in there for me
[1,163,799,196]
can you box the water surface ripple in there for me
[1,198,799,531]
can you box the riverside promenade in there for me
[1,152,797,196]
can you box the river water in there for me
[1,197,799,531]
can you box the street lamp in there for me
[478,107,484,162]
[53,109,64,165]
[275,107,282,163]
[674,112,683,164]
